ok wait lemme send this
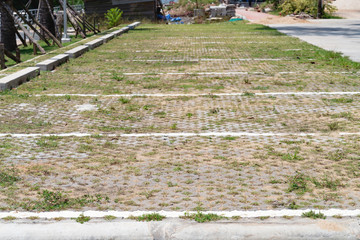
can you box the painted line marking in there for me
[121,71,358,76]
[1,209,360,219]
[36,92,360,98]
[129,58,285,62]
[123,72,253,76]
[0,132,359,138]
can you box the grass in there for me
[104,215,117,221]
[0,21,359,212]
[75,214,91,224]
[3,34,94,70]
[0,169,19,187]
[2,216,16,221]
[129,213,166,222]
[181,212,226,223]
[302,211,326,219]
[287,172,309,195]
[19,190,109,211]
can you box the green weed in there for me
[287,172,309,195]
[181,212,226,223]
[129,213,165,222]
[302,211,326,219]
[75,214,91,224]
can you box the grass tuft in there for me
[129,213,165,222]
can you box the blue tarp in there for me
[158,14,184,24]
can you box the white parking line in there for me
[0,209,359,219]
[121,71,357,76]
[129,58,284,62]
[0,132,359,138]
[37,92,360,98]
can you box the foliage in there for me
[105,8,123,29]
[181,212,226,223]
[75,214,91,224]
[0,168,19,187]
[279,0,318,16]
[21,190,109,211]
[67,0,84,5]
[267,0,337,18]
[265,0,282,8]
[287,172,309,195]
[302,210,326,219]
[169,0,216,14]
[104,215,117,221]
[130,213,166,222]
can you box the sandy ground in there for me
[335,10,360,19]
[252,16,310,25]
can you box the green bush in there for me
[269,0,337,17]
[279,0,317,16]
[105,8,123,29]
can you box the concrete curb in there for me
[84,38,104,50]
[0,67,40,90]
[65,45,89,59]
[0,218,359,240]
[99,33,115,43]
[0,22,141,90]
[36,54,69,71]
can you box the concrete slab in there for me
[0,67,40,90]
[65,45,89,59]
[112,29,126,37]
[128,22,141,30]
[99,33,115,43]
[51,54,69,65]
[84,38,104,50]
[36,54,69,71]
[121,27,130,33]
[268,19,360,62]
[36,59,59,71]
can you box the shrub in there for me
[279,0,317,16]
[277,0,336,17]
[105,8,123,29]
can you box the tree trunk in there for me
[39,0,55,37]
[317,0,323,18]
[0,0,16,51]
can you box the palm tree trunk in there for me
[0,0,16,51]
[39,0,56,37]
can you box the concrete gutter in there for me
[1,218,359,240]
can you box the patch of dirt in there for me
[252,16,310,25]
